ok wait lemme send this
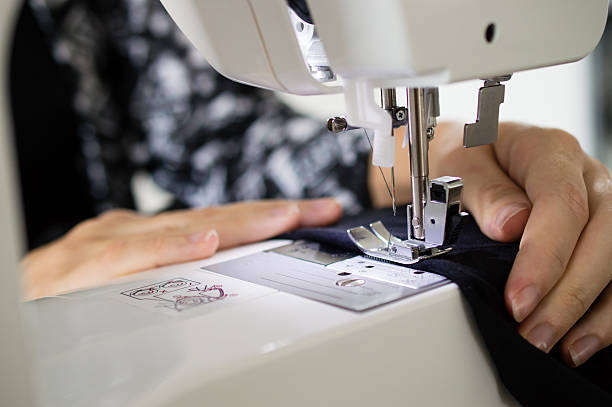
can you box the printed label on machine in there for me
[110,271,273,316]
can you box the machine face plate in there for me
[205,241,449,312]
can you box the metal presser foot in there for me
[347,221,453,265]
[347,176,464,265]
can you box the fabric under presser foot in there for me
[280,206,612,407]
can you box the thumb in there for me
[460,150,531,242]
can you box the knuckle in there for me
[553,130,582,156]
[66,218,99,238]
[510,128,540,157]
[68,210,139,239]
[560,284,591,316]
[557,179,589,225]
[97,209,139,224]
[591,158,611,179]
[97,239,128,264]
[539,243,566,274]
[587,159,612,195]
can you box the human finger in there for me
[560,284,612,367]
[296,198,343,226]
[494,128,590,323]
[75,229,219,287]
[517,161,612,353]
[205,199,342,248]
[106,198,342,238]
[26,228,220,298]
[163,198,341,243]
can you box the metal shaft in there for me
[407,88,429,240]
[380,88,398,216]
[381,88,397,109]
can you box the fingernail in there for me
[188,230,217,243]
[268,203,300,218]
[525,322,557,353]
[495,203,530,233]
[511,285,540,322]
[569,335,601,367]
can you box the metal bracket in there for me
[422,176,463,245]
[380,88,408,128]
[424,87,440,131]
[463,75,511,148]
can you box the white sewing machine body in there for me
[26,240,518,406]
[162,0,605,91]
[161,0,606,144]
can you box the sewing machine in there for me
[161,0,607,264]
[0,1,607,406]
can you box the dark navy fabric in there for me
[281,207,612,406]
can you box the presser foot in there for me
[347,221,452,265]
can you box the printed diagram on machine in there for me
[120,278,237,312]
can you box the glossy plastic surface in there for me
[28,241,518,406]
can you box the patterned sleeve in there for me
[30,0,373,214]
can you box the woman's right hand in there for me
[21,198,341,300]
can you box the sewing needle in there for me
[391,166,396,216]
